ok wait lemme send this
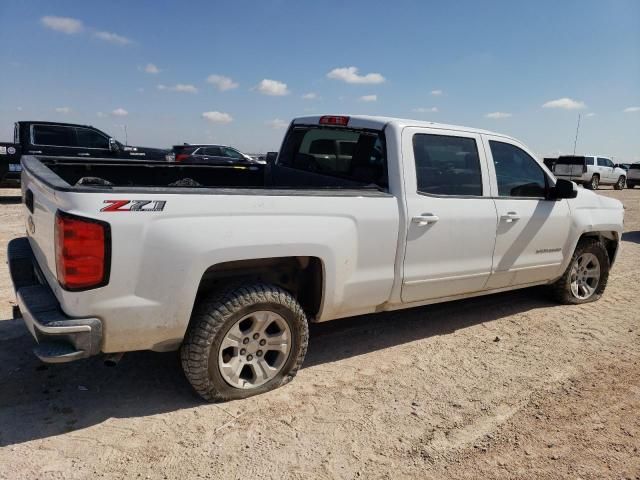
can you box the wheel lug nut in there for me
[243,338,249,344]
[259,339,266,346]
[253,333,259,340]
[240,349,246,355]
[257,350,263,357]
[247,354,253,361]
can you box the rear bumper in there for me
[8,237,102,363]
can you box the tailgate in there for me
[20,163,61,287]
[553,157,585,179]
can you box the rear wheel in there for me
[586,175,599,190]
[614,176,625,190]
[181,283,309,402]
[550,238,609,304]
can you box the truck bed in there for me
[24,156,386,194]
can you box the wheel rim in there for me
[570,253,600,300]
[215,310,292,389]
[592,177,598,189]
[618,177,625,188]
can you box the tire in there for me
[614,176,625,190]
[549,238,609,305]
[181,283,309,402]
[586,175,599,190]
[629,183,636,189]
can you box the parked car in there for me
[0,121,168,183]
[626,163,640,188]
[9,115,623,402]
[552,155,626,190]
[171,144,257,165]
[0,142,23,183]
[616,163,631,171]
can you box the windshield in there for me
[277,126,387,189]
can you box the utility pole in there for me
[123,124,128,146]
[572,114,581,155]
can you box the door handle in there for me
[77,152,90,156]
[501,212,520,223]
[412,214,439,226]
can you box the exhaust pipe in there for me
[104,352,125,367]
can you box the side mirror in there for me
[265,152,278,164]
[549,178,577,200]
[109,138,120,153]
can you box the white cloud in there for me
[41,16,83,34]
[158,84,198,94]
[585,112,596,117]
[94,31,132,45]
[111,108,128,117]
[143,63,160,74]
[327,66,385,84]
[206,74,239,91]
[542,97,586,110]
[624,106,640,113]
[255,79,290,96]
[412,107,438,113]
[359,94,377,102]
[431,89,443,96]
[55,106,71,114]
[16,106,23,111]
[302,92,318,100]
[485,111,512,119]
[266,119,288,129]
[97,112,107,118]
[201,111,233,124]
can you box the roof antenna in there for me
[572,114,581,155]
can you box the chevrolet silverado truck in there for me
[0,121,167,183]
[8,115,624,402]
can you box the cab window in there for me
[76,127,109,149]
[32,125,76,147]
[490,141,547,198]
[412,134,483,196]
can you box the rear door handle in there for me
[412,214,439,226]
[77,152,90,156]
[501,212,520,223]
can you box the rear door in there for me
[401,128,498,302]
[483,136,571,288]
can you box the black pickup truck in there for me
[1,121,168,183]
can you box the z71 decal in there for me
[101,200,166,212]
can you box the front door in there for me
[483,137,571,288]
[401,128,498,303]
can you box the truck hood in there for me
[570,186,623,212]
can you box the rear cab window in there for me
[32,125,76,147]
[277,125,388,190]
[412,134,483,196]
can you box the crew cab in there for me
[8,115,624,402]
[552,155,627,190]
[0,121,167,183]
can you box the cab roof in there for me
[292,115,514,140]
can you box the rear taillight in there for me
[175,153,189,162]
[55,211,110,290]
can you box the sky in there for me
[0,0,638,160]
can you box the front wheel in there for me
[614,176,626,190]
[181,283,309,402]
[549,238,609,304]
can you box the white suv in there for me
[626,163,640,189]
[553,155,627,190]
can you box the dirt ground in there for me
[0,184,638,480]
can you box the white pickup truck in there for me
[9,115,624,402]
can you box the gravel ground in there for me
[0,185,638,479]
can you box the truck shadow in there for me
[0,195,21,205]
[621,231,640,244]
[0,287,553,446]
